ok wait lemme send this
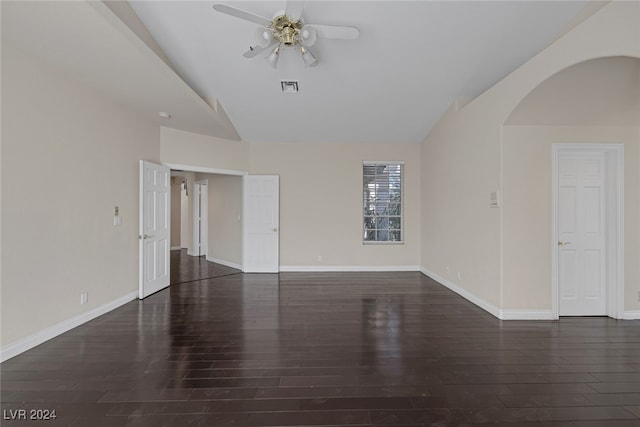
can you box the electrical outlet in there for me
[317,255,322,262]
[457,272,463,282]
[80,292,88,305]
[445,266,450,273]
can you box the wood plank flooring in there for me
[2,253,640,426]
[170,249,241,284]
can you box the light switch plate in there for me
[490,190,500,208]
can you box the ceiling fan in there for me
[212,1,360,68]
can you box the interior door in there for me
[243,175,279,273]
[558,151,606,315]
[139,160,171,299]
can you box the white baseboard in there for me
[421,267,560,321]
[500,309,554,320]
[186,250,200,257]
[0,291,137,363]
[171,246,181,251]
[279,265,420,272]
[205,256,242,270]
[622,310,640,320]
[420,267,502,319]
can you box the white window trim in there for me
[362,161,404,245]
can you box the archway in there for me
[501,57,640,319]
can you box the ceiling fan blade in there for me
[243,42,276,58]
[212,4,272,27]
[308,24,359,40]
[285,0,304,21]
[243,45,266,58]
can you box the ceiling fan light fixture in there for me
[213,3,361,69]
[300,25,317,47]
[266,44,281,68]
[254,27,273,47]
[300,46,318,67]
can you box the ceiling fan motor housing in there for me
[271,15,303,46]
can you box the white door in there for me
[139,160,171,299]
[193,181,208,256]
[557,151,606,315]
[243,175,279,273]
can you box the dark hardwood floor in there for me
[170,249,241,284]
[2,253,640,426]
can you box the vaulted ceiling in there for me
[4,1,593,144]
[128,1,590,144]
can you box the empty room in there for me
[1,0,640,426]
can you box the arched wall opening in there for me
[500,56,640,318]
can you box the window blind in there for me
[363,162,403,243]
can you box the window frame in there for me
[362,161,404,245]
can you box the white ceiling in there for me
[2,1,240,140]
[129,0,589,144]
[3,1,592,145]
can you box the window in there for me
[363,162,403,243]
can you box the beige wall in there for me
[502,126,640,312]
[1,43,160,347]
[163,134,422,270]
[160,127,249,172]
[420,1,640,314]
[420,103,503,307]
[250,143,421,269]
[206,174,243,267]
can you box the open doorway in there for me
[169,172,191,253]
[168,167,246,284]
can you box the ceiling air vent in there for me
[281,81,299,93]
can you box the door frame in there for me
[551,143,624,319]
[193,179,208,257]
[163,163,248,268]
[242,175,280,273]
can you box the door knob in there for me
[558,241,571,246]
[272,227,278,232]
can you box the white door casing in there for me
[551,144,624,319]
[243,175,279,273]
[193,180,208,257]
[180,183,189,249]
[139,160,171,299]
